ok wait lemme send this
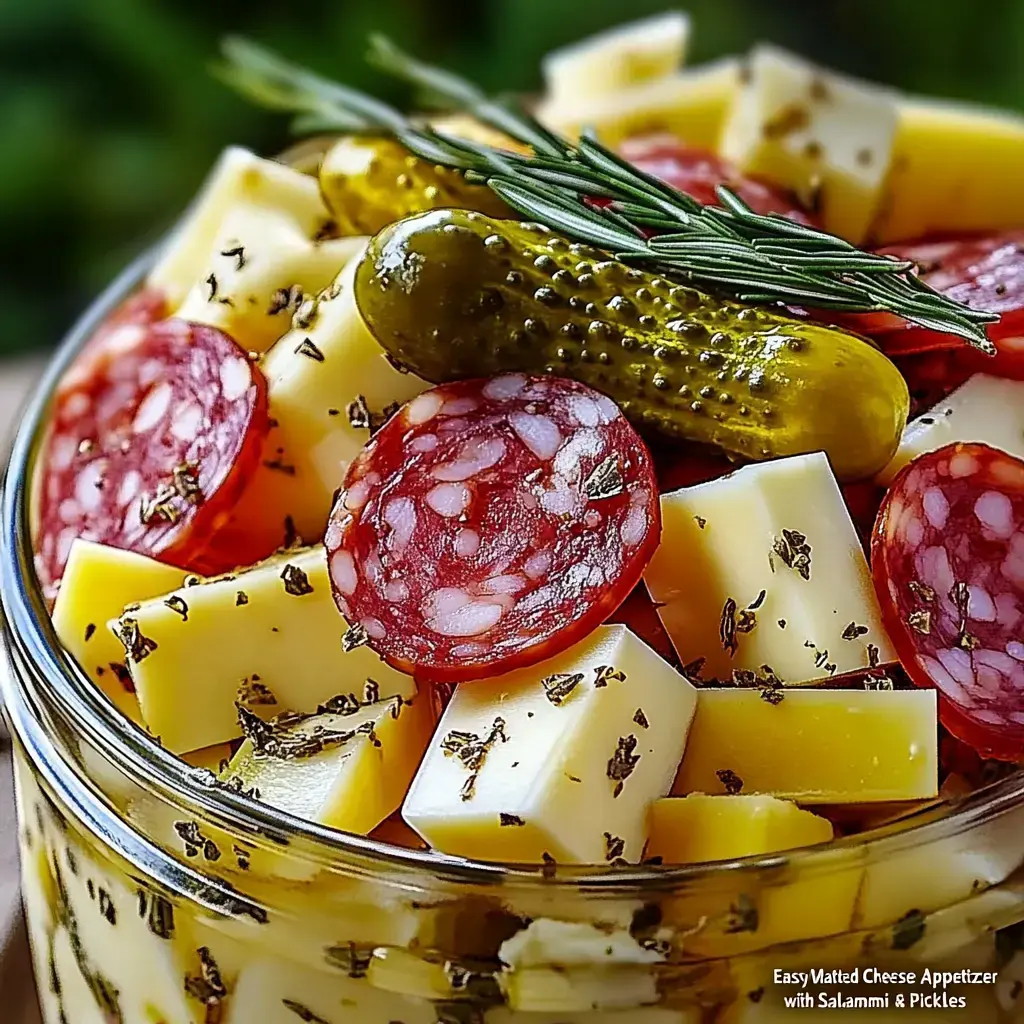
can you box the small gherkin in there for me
[353,208,910,481]
[319,136,511,236]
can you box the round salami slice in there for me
[872,442,1024,759]
[619,136,816,224]
[36,319,269,596]
[326,374,661,681]
[834,233,1024,364]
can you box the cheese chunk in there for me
[878,375,1024,485]
[52,540,189,722]
[720,45,899,243]
[220,694,434,834]
[403,625,698,864]
[537,57,740,150]
[180,742,235,773]
[113,546,415,753]
[645,452,896,686]
[542,12,691,106]
[148,146,333,307]
[872,97,1024,244]
[223,957,436,1024]
[674,688,938,804]
[646,794,833,863]
[173,204,363,353]
[211,253,429,557]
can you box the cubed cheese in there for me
[644,452,896,686]
[542,12,691,106]
[52,540,189,722]
[173,204,363,353]
[871,97,1024,244]
[854,800,1024,929]
[646,794,833,863]
[673,688,938,804]
[148,147,333,307]
[220,694,434,834]
[720,45,899,243]
[212,253,429,557]
[112,545,415,753]
[878,375,1024,485]
[180,742,235,773]
[402,625,698,864]
[223,957,436,1024]
[537,57,740,150]
[502,967,662,1013]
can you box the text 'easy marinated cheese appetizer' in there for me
[33,8,1024,885]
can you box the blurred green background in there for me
[3,0,1024,356]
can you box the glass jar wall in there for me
[5,259,1024,1024]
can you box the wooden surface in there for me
[0,357,49,1023]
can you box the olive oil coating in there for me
[354,209,910,480]
[319,136,511,236]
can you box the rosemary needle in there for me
[217,35,998,351]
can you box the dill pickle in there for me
[354,208,910,480]
[319,135,511,235]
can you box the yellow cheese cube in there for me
[173,204,363,353]
[220,693,434,835]
[644,452,896,687]
[674,688,938,804]
[537,57,740,150]
[403,625,698,864]
[878,375,1024,485]
[214,253,429,554]
[541,12,691,106]
[720,45,899,243]
[112,545,415,754]
[871,97,1024,244]
[51,540,189,722]
[148,146,333,308]
[646,794,833,863]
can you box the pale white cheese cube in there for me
[218,252,429,550]
[645,452,896,685]
[720,44,900,242]
[173,202,363,353]
[148,146,333,307]
[542,12,691,105]
[499,918,664,968]
[113,545,416,753]
[878,374,1024,485]
[402,625,697,865]
[224,956,436,1024]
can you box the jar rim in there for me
[4,247,1024,890]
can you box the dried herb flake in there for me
[716,768,744,795]
[583,456,624,500]
[541,671,583,705]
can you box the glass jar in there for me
[5,255,1024,1024]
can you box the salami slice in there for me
[833,233,1024,363]
[872,442,1024,759]
[36,318,269,597]
[618,136,817,224]
[326,375,661,681]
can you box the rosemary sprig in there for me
[218,36,997,351]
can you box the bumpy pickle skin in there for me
[319,136,511,235]
[355,209,910,480]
